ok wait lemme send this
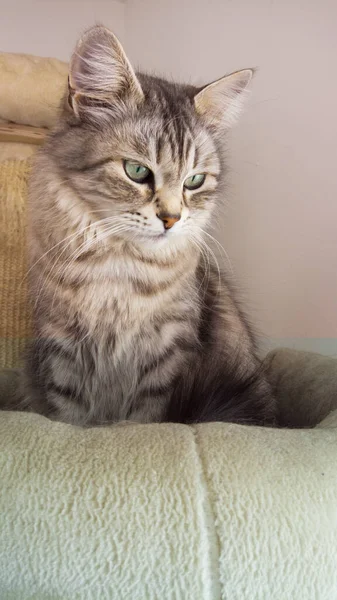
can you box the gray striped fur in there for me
[19,25,276,426]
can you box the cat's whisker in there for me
[193,232,222,295]
[53,221,130,277]
[53,224,134,306]
[189,233,211,296]
[193,226,234,274]
[53,222,131,281]
[49,223,132,311]
[33,218,128,311]
[22,215,120,289]
[31,218,117,310]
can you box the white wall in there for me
[0,0,125,60]
[125,0,337,354]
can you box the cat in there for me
[17,24,276,426]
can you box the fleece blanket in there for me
[0,410,336,600]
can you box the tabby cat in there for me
[20,25,276,425]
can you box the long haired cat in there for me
[20,25,276,425]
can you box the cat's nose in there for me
[157,212,181,230]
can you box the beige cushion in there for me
[0,52,67,128]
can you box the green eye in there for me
[184,173,206,190]
[124,160,151,183]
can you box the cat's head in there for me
[50,25,252,252]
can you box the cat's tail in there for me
[166,353,277,426]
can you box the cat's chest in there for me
[72,274,199,363]
[68,259,197,332]
[76,285,198,413]
[73,277,174,333]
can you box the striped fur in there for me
[18,25,276,426]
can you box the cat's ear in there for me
[67,25,143,119]
[194,69,254,129]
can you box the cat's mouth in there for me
[134,229,181,246]
[142,232,167,241]
[119,222,187,246]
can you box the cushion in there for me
[0,52,67,128]
[0,411,337,599]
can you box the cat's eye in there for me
[184,173,206,190]
[124,160,151,183]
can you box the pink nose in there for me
[157,212,181,230]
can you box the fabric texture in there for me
[0,142,36,163]
[0,52,67,128]
[0,160,31,369]
[0,411,336,599]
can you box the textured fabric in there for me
[0,52,67,128]
[0,160,31,369]
[0,411,336,599]
[0,142,36,163]
[196,417,337,600]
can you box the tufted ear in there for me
[194,69,254,129]
[67,25,143,119]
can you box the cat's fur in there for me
[18,25,276,425]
